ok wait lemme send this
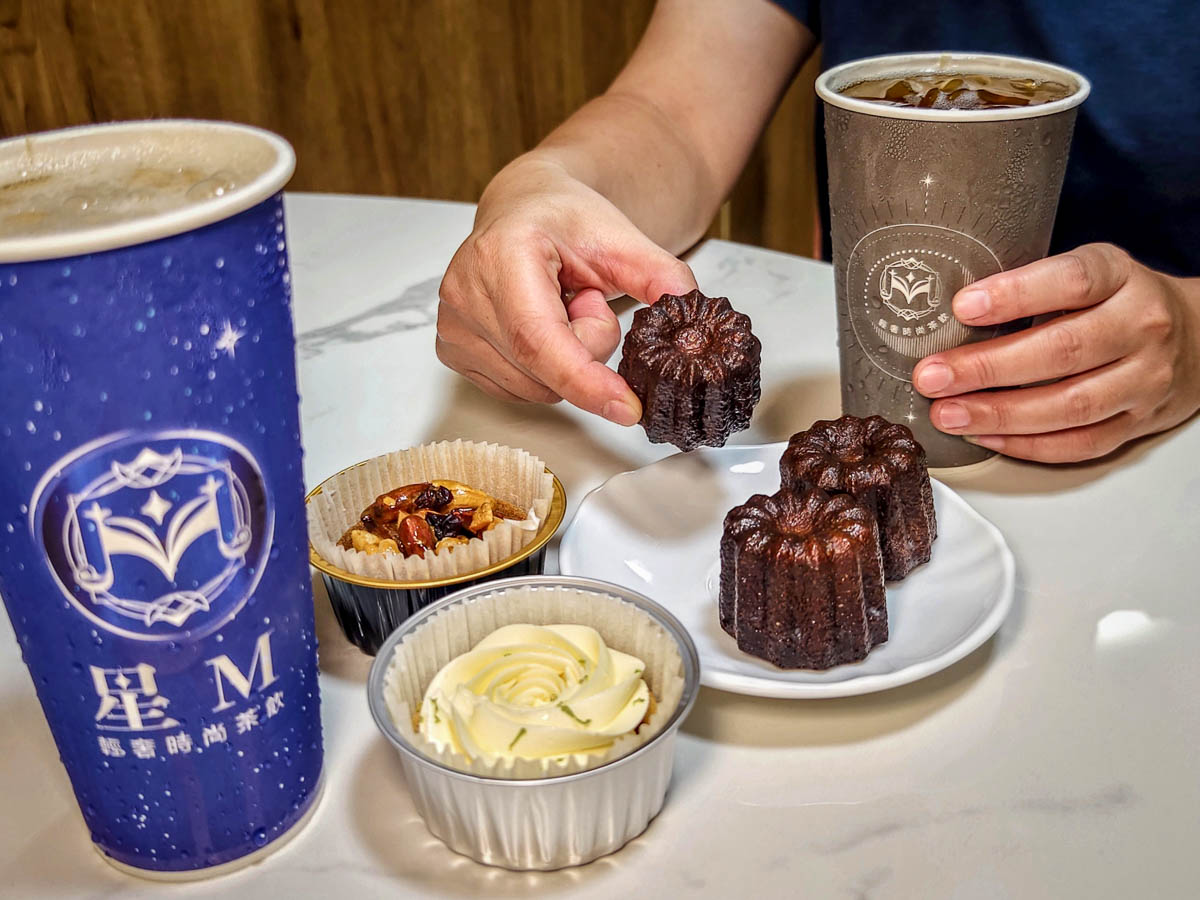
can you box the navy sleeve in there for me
[770,0,820,36]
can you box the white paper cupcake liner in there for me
[307,440,553,582]
[380,581,686,779]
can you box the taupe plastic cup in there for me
[816,52,1090,467]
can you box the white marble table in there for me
[2,193,1197,898]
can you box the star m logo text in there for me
[206,630,279,713]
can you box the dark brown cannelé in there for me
[780,415,936,581]
[618,289,761,452]
[720,486,887,669]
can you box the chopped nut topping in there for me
[337,479,526,558]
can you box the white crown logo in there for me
[62,447,253,629]
[878,257,942,322]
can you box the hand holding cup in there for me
[915,243,1200,462]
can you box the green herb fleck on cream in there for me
[430,698,441,724]
[558,703,592,726]
[508,727,527,750]
[632,697,645,705]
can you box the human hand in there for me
[912,243,1200,462]
[436,157,697,425]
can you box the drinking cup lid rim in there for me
[0,119,295,263]
[816,52,1091,122]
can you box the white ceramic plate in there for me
[559,443,1015,699]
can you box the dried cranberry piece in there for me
[426,511,474,542]
[414,484,453,513]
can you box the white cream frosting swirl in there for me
[418,624,651,763]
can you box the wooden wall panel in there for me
[0,1,818,257]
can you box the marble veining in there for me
[298,275,441,358]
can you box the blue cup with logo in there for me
[0,120,323,878]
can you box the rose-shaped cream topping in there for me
[418,624,651,762]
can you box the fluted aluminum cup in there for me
[366,575,701,870]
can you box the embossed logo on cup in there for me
[846,224,1003,380]
[31,430,273,641]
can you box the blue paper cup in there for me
[0,120,324,879]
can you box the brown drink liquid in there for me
[841,73,1073,110]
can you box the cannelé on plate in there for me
[780,414,937,580]
[720,484,888,669]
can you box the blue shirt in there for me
[774,1,1199,276]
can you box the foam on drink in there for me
[0,125,276,238]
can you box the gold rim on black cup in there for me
[306,444,566,655]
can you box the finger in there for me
[580,228,698,305]
[913,307,1134,397]
[566,288,622,363]
[929,359,1139,435]
[460,369,530,404]
[491,255,643,425]
[952,243,1133,325]
[435,334,561,404]
[965,412,1137,463]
